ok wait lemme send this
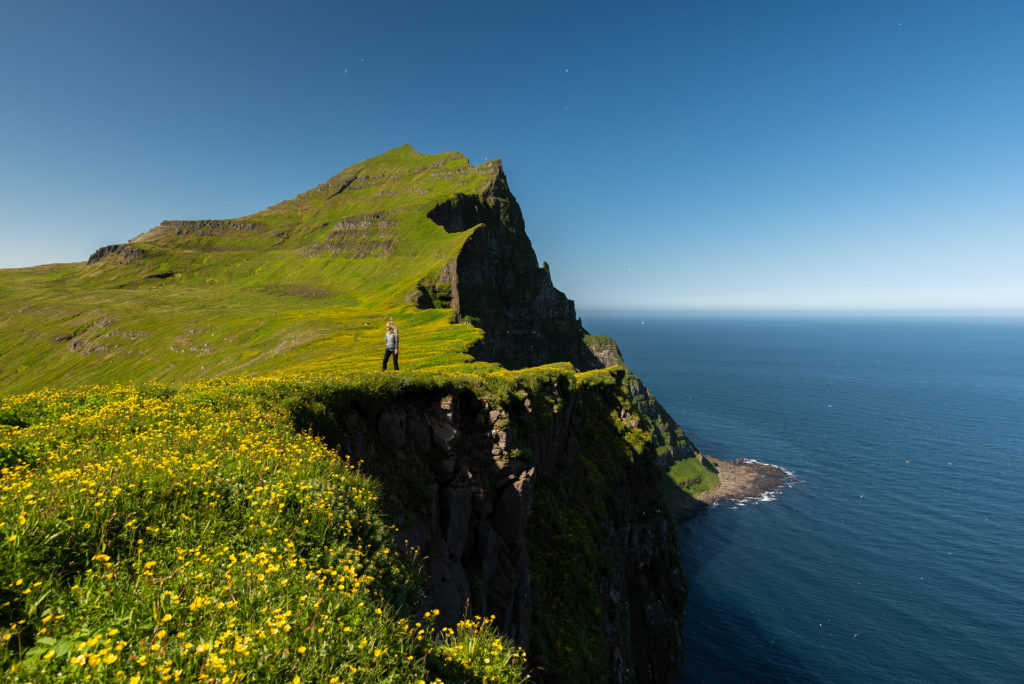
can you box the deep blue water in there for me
[582,315,1024,684]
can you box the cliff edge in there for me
[289,368,688,682]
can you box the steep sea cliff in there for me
[289,368,689,682]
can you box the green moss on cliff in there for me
[527,372,687,682]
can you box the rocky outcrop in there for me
[582,334,625,370]
[294,370,688,683]
[305,213,399,258]
[422,163,604,370]
[88,244,145,265]
[158,219,264,235]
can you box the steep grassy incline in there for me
[0,146,499,394]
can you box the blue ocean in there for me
[582,315,1024,684]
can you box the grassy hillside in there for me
[0,146,500,395]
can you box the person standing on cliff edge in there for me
[382,320,400,371]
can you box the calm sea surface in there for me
[582,315,1024,684]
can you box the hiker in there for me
[382,320,400,371]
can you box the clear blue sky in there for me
[2,0,1022,312]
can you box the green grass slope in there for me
[0,146,501,395]
[1,373,532,683]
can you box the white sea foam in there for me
[712,462,798,508]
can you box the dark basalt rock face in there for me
[415,166,706,681]
[87,244,145,265]
[299,372,687,683]
[424,164,604,370]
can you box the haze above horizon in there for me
[1,0,1021,312]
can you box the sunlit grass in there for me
[0,146,497,395]
[666,454,719,495]
[1,376,529,683]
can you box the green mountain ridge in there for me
[0,146,496,392]
[1,144,610,392]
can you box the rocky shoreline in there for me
[673,455,794,521]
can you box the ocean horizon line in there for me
[579,308,1024,320]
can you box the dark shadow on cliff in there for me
[658,473,711,524]
[281,371,698,683]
